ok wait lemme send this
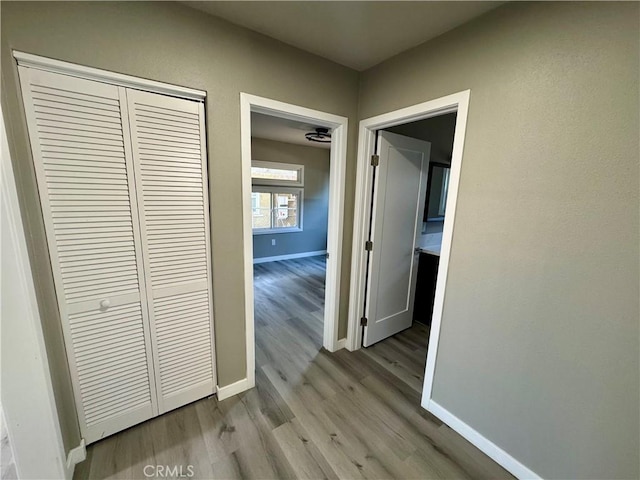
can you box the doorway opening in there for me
[346,90,470,409]
[236,94,348,397]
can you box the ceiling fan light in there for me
[305,127,331,143]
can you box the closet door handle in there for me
[100,299,111,310]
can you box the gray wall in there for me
[360,2,639,479]
[251,138,329,259]
[1,1,359,451]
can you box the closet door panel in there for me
[127,89,216,413]
[18,67,158,443]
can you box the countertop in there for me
[416,232,442,256]
[418,246,440,256]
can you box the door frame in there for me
[346,90,470,402]
[239,93,348,389]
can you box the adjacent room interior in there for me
[386,113,457,330]
[249,112,332,380]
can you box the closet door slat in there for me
[127,89,216,413]
[17,67,159,444]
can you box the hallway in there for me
[75,256,511,479]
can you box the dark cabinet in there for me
[414,252,440,326]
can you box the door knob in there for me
[100,299,111,309]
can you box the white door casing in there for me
[238,93,349,398]
[363,131,430,347]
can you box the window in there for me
[251,160,304,186]
[251,161,304,234]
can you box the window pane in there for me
[273,193,298,228]
[252,189,301,231]
[251,166,299,182]
[252,192,272,229]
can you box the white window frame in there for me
[251,186,304,234]
[251,160,304,187]
[251,160,304,234]
[251,192,260,214]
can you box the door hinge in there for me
[365,240,373,251]
[370,154,379,167]
[360,316,368,326]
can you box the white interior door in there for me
[363,131,430,347]
[17,67,159,443]
[126,89,216,413]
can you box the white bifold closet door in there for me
[18,66,215,444]
[126,90,215,413]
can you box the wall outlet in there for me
[271,239,276,246]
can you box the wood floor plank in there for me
[239,392,299,480]
[319,401,403,480]
[367,339,426,376]
[215,395,291,480]
[408,440,474,480]
[252,367,296,430]
[323,390,418,462]
[263,364,368,479]
[361,344,425,392]
[76,256,513,480]
[163,403,216,479]
[265,360,399,479]
[210,452,243,480]
[194,395,239,459]
[360,373,433,425]
[86,434,118,479]
[289,418,340,480]
[272,419,339,480]
[110,420,154,479]
[385,334,429,366]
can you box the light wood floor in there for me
[75,256,513,479]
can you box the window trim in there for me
[251,186,304,235]
[251,160,304,187]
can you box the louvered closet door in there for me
[126,89,216,413]
[18,68,158,443]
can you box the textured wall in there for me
[360,2,639,478]
[1,0,359,451]
[251,138,329,259]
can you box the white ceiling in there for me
[184,1,503,71]
[251,112,331,149]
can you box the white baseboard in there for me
[216,377,252,401]
[324,337,347,352]
[66,438,86,470]
[426,400,540,480]
[253,250,326,264]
